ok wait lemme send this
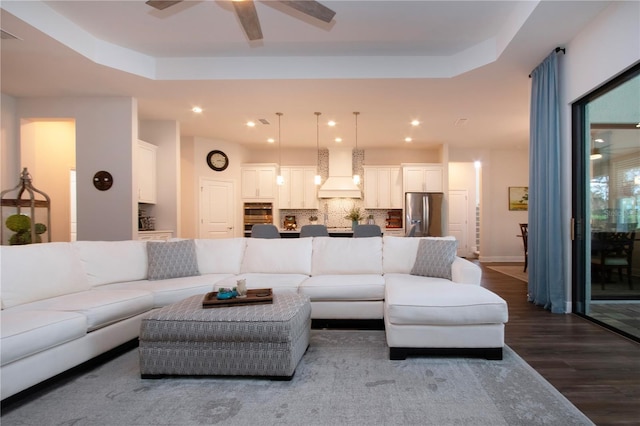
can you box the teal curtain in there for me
[528,51,566,313]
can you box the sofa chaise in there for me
[0,235,508,400]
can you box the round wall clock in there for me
[93,170,113,191]
[206,150,229,171]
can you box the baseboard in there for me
[478,256,525,263]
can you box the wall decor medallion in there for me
[93,171,113,191]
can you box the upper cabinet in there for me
[403,164,443,193]
[137,140,157,204]
[364,166,403,209]
[241,164,277,200]
[278,166,318,209]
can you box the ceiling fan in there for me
[146,0,336,41]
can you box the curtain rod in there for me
[529,47,566,78]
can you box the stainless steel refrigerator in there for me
[405,192,444,237]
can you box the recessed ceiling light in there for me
[405,137,412,143]
[594,138,605,143]
[246,121,256,127]
[411,120,420,126]
[335,137,342,143]
[192,106,202,113]
[267,138,275,143]
[328,120,336,127]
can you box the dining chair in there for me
[591,231,635,289]
[353,224,382,238]
[519,223,528,272]
[250,224,281,239]
[299,224,329,238]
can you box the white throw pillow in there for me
[410,238,458,280]
[74,240,148,286]
[147,239,200,280]
[195,238,246,275]
[312,237,383,275]
[241,238,312,275]
[1,242,90,308]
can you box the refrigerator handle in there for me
[423,195,429,236]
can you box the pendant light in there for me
[276,112,284,185]
[352,111,361,185]
[314,112,322,185]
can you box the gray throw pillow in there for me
[410,238,458,280]
[147,239,200,281]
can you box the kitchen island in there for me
[279,227,356,238]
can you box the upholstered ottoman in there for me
[383,275,508,360]
[139,292,311,379]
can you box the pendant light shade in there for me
[314,112,322,185]
[353,111,361,185]
[276,112,284,185]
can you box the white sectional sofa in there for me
[0,236,508,400]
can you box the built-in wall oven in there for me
[243,202,274,237]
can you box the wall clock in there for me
[206,150,229,171]
[93,170,113,191]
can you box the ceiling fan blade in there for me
[146,0,183,10]
[233,0,263,41]
[279,1,336,23]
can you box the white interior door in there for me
[448,189,469,257]
[199,178,235,239]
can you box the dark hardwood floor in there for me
[479,262,640,426]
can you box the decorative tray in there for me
[202,288,273,309]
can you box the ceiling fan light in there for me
[590,148,602,160]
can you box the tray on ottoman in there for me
[202,288,273,308]
[139,292,311,380]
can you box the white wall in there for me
[20,120,75,242]
[139,120,181,236]
[189,137,250,238]
[1,93,19,192]
[479,149,529,262]
[560,1,640,309]
[14,97,138,241]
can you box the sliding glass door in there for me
[572,63,640,341]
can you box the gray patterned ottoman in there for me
[139,292,311,380]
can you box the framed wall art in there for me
[509,186,528,211]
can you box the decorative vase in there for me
[236,279,247,298]
[352,220,358,230]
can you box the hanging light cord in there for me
[315,112,321,166]
[354,111,359,150]
[277,112,283,166]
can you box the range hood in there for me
[318,147,361,198]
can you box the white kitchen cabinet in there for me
[364,166,403,209]
[402,164,443,193]
[278,166,318,209]
[137,140,157,204]
[241,164,276,200]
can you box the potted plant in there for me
[344,205,365,230]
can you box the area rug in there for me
[1,330,592,426]
[487,265,528,283]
